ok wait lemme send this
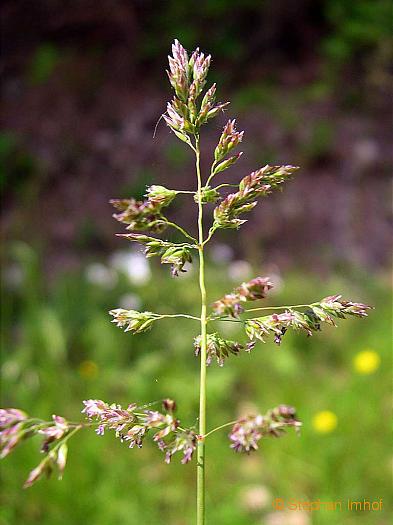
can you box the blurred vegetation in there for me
[1,243,391,525]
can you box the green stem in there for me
[163,220,198,243]
[244,303,315,314]
[151,313,201,321]
[203,420,237,439]
[195,134,207,525]
[205,167,216,188]
[209,303,317,323]
[56,425,82,449]
[213,183,239,190]
[202,226,216,247]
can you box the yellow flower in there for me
[353,349,380,375]
[78,360,99,379]
[312,410,337,433]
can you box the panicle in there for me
[236,277,274,301]
[164,40,229,141]
[193,185,220,204]
[39,415,69,452]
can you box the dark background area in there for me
[2,0,392,273]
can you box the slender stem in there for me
[213,183,239,190]
[18,420,98,431]
[186,141,197,154]
[152,313,201,321]
[244,303,315,314]
[56,425,82,449]
[205,160,217,188]
[209,303,317,324]
[195,134,207,525]
[163,220,198,243]
[202,226,216,247]
[210,318,243,323]
[203,420,237,439]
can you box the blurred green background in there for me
[1,1,392,524]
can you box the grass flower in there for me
[213,165,299,229]
[118,233,194,277]
[194,333,254,367]
[212,276,273,318]
[229,405,301,453]
[109,309,157,333]
[82,399,196,463]
[244,295,373,345]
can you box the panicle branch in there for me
[212,277,274,318]
[118,233,195,276]
[244,295,373,345]
[229,405,301,453]
[0,408,81,488]
[212,165,299,230]
[109,309,200,334]
[194,333,255,367]
[82,399,197,464]
[110,183,176,233]
[208,119,244,179]
[1,398,201,489]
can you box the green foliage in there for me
[29,44,60,85]
[1,245,391,524]
[0,133,39,193]
[322,0,391,63]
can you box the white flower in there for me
[110,250,151,286]
[228,260,252,281]
[85,263,117,288]
[119,293,142,310]
[241,485,271,511]
[210,243,234,263]
[3,264,24,289]
[219,321,239,336]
